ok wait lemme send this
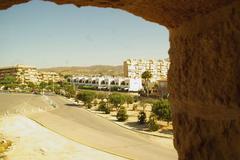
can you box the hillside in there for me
[39,65,124,76]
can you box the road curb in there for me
[63,96,173,139]
[85,109,173,139]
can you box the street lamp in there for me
[52,74,54,93]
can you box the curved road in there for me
[0,93,177,160]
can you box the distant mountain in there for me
[39,65,124,76]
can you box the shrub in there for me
[152,99,172,124]
[125,95,134,106]
[109,93,126,109]
[76,91,96,108]
[98,101,106,111]
[87,103,92,109]
[110,86,120,91]
[93,99,98,106]
[138,89,146,97]
[79,85,96,90]
[97,92,108,101]
[138,111,146,124]
[132,104,138,111]
[116,106,128,121]
[147,114,159,131]
[64,84,76,98]
[0,75,18,90]
[98,101,110,114]
[104,106,110,114]
[133,96,140,103]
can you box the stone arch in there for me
[110,80,116,85]
[85,79,89,84]
[79,79,83,83]
[120,81,126,86]
[73,79,77,83]
[100,80,106,85]
[1,0,240,159]
[92,80,96,84]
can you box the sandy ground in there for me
[0,115,126,160]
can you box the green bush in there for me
[93,99,98,106]
[87,103,92,109]
[152,99,172,123]
[147,114,159,131]
[125,95,134,106]
[138,111,146,124]
[97,92,108,101]
[104,106,110,114]
[64,84,76,98]
[98,101,110,114]
[116,106,128,121]
[133,96,140,103]
[0,75,19,90]
[79,85,97,90]
[109,93,126,109]
[110,86,120,91]
[76,91,96,108]
[98,101,106,111]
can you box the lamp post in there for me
[52,74,54,93]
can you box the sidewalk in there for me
[89,109,173,139]
[65,97,173,139]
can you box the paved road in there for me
[0,93,178,160]
[0,93,53,115]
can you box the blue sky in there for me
[0,0,169,68]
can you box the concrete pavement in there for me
[29,95,178,160]
[0,93,178,160]
[0,115,127,160]
[0,93,54,116]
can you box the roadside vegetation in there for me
[137,111,147,124]
[76,91,96,108]
[0,75,172,134]
[141,71,152,96]
[147,114,160,131]
[73,90,172,133]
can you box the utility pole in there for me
[52,74,54,93]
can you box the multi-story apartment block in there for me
[0,64,39,84]
[0,64,61,84]
[123,58,170,82]
[39,72,61,83]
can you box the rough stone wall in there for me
[0,0,240,159]
[0,0,235,28]
[168,1,240,159]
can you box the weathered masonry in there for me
[1,1,239,159]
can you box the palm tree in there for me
[141,71,152,96]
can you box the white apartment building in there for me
[70,76,143,92]
[123,58,170,82]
